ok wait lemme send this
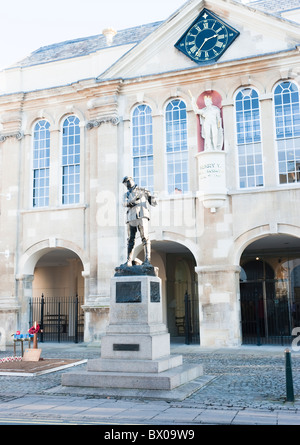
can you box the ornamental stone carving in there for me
[86,115,120,129]
[0,131,24,143]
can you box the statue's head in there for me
[204,96,213,106]
[122,176,135,188]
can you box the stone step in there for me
[87,354,183,373]
[62,363,203,391]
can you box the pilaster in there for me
[196,265,242,347]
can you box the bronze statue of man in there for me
[122,176,157,266]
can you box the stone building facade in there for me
[0,0,300,347]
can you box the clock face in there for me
[175,9,239,64]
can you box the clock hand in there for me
[196,38,208,55]
[205,34,218,43]
[196,34,218,55]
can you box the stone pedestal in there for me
[62,265,203,392]
[196,150,227,212]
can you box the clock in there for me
[175,9,239,64]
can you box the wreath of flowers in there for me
[28,324,40,335]
[0,356,22,363]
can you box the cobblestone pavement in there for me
[0,342,299,425]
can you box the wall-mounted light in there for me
[0,250,9,259]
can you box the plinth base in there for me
[62,271,204,394]
[62,361,203,391]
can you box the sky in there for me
[0,0,187,70]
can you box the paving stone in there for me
[0,342,299,425]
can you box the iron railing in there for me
[29,294,84,343]
[240,280,300,346]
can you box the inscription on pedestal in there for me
[113,344,140,351]
[150,281,160,303]
[116,281,142,303]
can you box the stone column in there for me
[15,274,34,336]
[221,101,236,190]
[152,113,164,193]
[196,265,242,347]
[0,300,20,347]
[260,94,277,188]
[83,112,120,342]
[49,127,60,206]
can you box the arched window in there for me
[165,99,188,194]
[132,104,153,191]
[33,120,50,207]
[62,116,80,204]
[235,88,264,188]
[274,81,300,184]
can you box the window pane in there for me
[235,89,264,189]
[32,120,50,207]
[62,116,80,204]
[132,105,153,191]
[274,82,300,184]
[165,100,188,194]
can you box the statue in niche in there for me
[189,91,223,151]
[121,176,157,268]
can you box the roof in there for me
[10,0,300,69]
[248,0,300,15]
[11,21,162,68]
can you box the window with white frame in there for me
[165,99,188,194]
[33,119,50,207]
[235,88,264,189]
[132,104,154,192]
[274,81,300,184]
[62,116,80,204]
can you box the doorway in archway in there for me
[30,248,84,342]
[149,241,200,344]
[240,234,300,345]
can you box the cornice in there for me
[116,47,300,92]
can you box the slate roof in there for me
[12,21,162,68]
[10,0,300,69]
[249,0,300,14]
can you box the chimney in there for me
[102,27,117,46]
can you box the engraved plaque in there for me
[113,344,140,351]
[116,281,142,303]
[150,281,160,303]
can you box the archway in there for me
[33,248,84,298]
[31,248,84,342]
[240,234,300,345]
[136,240,199,343]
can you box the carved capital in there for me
[0,131,24,143]
[86,115,120,129]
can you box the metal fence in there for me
[29,294,84,343]
[240,281,300,346]
[168,280,200,344]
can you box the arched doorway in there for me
[240,234,300,345]
[31,248,84,342]
[143,240,200,344]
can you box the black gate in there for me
[184,291,200,345]
[241,281,296,346]
[168,281,200,344]
[29,294,84,343]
